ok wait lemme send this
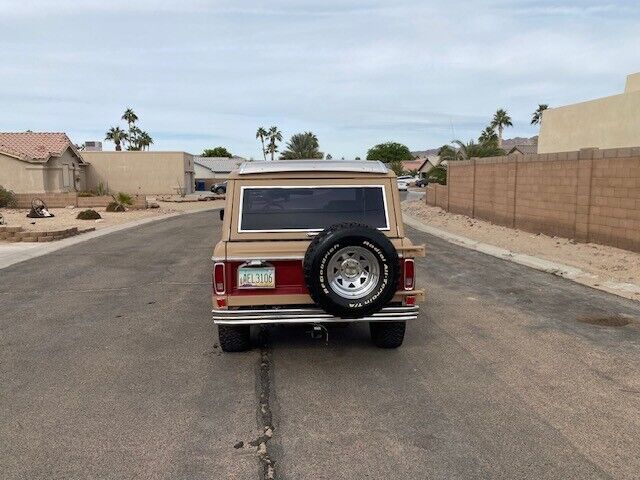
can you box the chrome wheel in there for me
[326,246,380,299]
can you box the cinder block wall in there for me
[447,161,474,216]
[425,184,448,210]
[425,147,640,252]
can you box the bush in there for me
[76,209,102,220]
[0,185,17,208]
[77,191,95,198]
[106,202,126,212]
[429,165,447,185]
[105,192,133,212]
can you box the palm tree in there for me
[122,108,138,148]
[280,131,323,160]
[490,109,513,148]
[256,127,268,161]
[451,139,505,160]
[531,104,548,125]
[478,126,498,146]
[122,108,138,128]
[266,126,282,161]
[437,144,459,162]
[138,131,154,151]
[126,125,143,150]
[105,126,128,151]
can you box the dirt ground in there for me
[0,197,224,233]
[402,200,640,301]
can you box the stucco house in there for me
[0,132,87,193]
[193,156,246,191]
[538,72,640,153]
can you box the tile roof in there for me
[0,132,83,163]
[401,159,427,171]
[508,144,538,155]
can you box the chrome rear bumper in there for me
[212,305,419,325]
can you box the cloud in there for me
[0,0,639,158]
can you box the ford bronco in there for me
[212,160,425,351]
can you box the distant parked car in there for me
[415,178,428,187]
[396,179,409,191]
[211,181,227,195]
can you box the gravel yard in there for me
[0,197,224,234]
[403,200,640,301]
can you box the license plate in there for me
[238,267,275,289]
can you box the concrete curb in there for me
[402,213,640,300]
[0,207,221,271]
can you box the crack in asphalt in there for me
[255,327,277,480]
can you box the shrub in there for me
[429,165,447,185]
[77,191,95,197]
[106,202,126,212]
[106,192,133,212]
[0,185,17,208]
[76,209,102,220]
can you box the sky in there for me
[1,0,639,159]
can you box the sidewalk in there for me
[402,201,640,302]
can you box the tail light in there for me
[403,259,415,290]
[213,262,226,294]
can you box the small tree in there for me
[388,160,404,176]
[202,147,233,157]
[366,142,413,163]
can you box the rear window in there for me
[239,186,389,232]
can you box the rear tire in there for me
[218,325,251,352]
[369,321,406,349]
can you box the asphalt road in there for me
[2,210,640,480]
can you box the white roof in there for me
[194,157,245,173]
[238,160,388,175]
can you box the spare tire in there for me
[303,222,399,319]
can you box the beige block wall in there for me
[538,73,640,154]
[83,151,195,195]
[0,153,46,193]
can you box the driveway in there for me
[1,210,639,479]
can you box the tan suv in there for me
[212,160,425,351]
